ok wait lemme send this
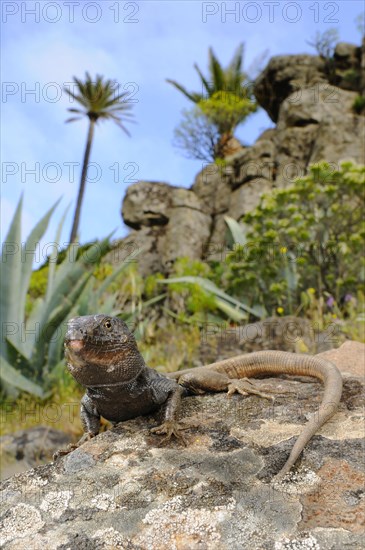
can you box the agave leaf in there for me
[284,252,298,293]
[224,216,248,246]
[214,298,248,321]
[21,296,47,359]
[73,278,96,316]
[140,293,167,308]
[0,196,23,342]
[37,239,109,335]
[51,241,81,290]
[18,198,61,326]
[0,355,44,397]
[48,359,67,385]
[47,318,68,372]
[160,276,262,318]
[46,203,70,301]
[2,337,34,378]
[31,272,92,375]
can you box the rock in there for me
[306,89,365,163]
[0,427,71,481]
[334,42,359,62]
[333,42,362,91]
[191,162,231,215]
[118,183,212,274]
[162,201,211,270]
[254,54,327,122]
[361,37,365,96]
[121,181,172,229]
[226,138,275,189]
[108,225,167,275]
[228,178,273,220]
[316,340,365,379]
[1,343,364,548]
[274,85,365,185]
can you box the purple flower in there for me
[344,293,353,303]
[326,296,335,308]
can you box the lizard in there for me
[55,314,343,480]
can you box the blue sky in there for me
[1,0,363,255]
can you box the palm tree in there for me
[167,44,256,158]
[166,43,248,103]
[64,72,134,243]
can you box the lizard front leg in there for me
[150,385,188,445]
[53,394,101,459]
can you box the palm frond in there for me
[167,43,250,102]
[64,72,134,133]
[193,63,213,97]
[208,47,225,91]
[166,79,202,103]
[227,43,245,92]
[65,116,83,123]
[228,43,244,76]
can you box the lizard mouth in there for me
[66,340,84,352]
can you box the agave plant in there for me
[0,197,118,397]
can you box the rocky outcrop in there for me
[254,54,328,122]
[1,342,364,548]
[116,42,365,274]
[333,42,363,91]
[119,182,211,273]
[0,427,71,481]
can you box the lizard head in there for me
[64,315,144,386]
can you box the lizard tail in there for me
[206,350,343,479]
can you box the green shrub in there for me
[353,95,365,114]
[198,91,257,137]
[225,161,365,316]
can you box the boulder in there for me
[226,139,275,189]
[228,178,273,220]
[0,427,71,481]
[121,181,172,229]
[118,184,212,274]
[162,190,212,270]
[333,42,362,91]
[254,54,327,122]
[191,163,231,215]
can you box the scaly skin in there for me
[56,314,343,480]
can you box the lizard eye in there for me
[104,320,112,330]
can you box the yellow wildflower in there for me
[277,307,284,314]
[308,288,315,294]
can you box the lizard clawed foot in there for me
[53,432,95,460]
[227,378,276,401]
[150,421,189,446]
